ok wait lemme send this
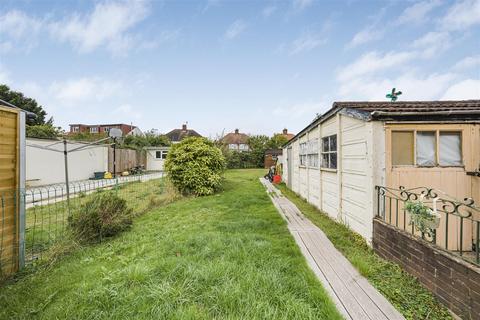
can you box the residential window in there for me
[72,126,79,132]
[391,131,414,165]
[321,135,337,169]
[307,139,319,168]
[416,131,436,166]
[104,127,111,133]
[299,142,307,166]
[439,132,462,166]
[155,151,168,159]
[391,130,462,167]
[90,127,98,133]
[229,144,238,150]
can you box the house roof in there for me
[222,131,249,144]
[69,123,137,128]
[265,149,283,156]
[285,100,480,147]
[166,128,202,142]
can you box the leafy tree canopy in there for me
[268,134,289,149]
[26,124,63,139]
[122,130,171,150]
[0,84,50,125]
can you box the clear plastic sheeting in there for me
[440,132,462,166]
[416,132,436,166]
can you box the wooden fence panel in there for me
[108,148,145,173]
[0,106,19,276]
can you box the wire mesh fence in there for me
[1,172,165,277]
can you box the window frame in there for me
[321,134,337,170]
[155,150,168,160]
[307,139,319,169]
[391,129,463,168]
[299,142,307,167]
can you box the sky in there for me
[0,0,479,137]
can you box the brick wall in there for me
[373,219,480,320]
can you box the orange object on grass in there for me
[273,175,281,184]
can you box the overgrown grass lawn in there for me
[1,170,341,319]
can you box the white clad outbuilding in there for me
[283,108,385,241]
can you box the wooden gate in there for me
[0,105,20,276]
[385,123,480,251]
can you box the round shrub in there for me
[69,191,133,243]
[164,137,226,196]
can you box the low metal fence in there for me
[1,172,165,277]
[376,185,480,266]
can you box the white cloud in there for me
[292,0,314,11]
[49,77,123,105]
[337,51,416,82]
[440,0,480,30]
[0,64,11,84]
[412,31,452,57]
[441,79,480,99]
[453,55,480,70]
[289,33,326,55]
[224,20,247,40]
[395,0,442,25]
[262,5,277,18]
[114,104,142,120]
[273,101,327,119]
[0,10,43,53]
[338,72,457,101]
[50,0,149,54]
[347,27,384,48]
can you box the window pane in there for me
[322,137,329,152]
[322,153,329,168]
[440,132,462,166]
[392,132,414,165]
[156,151,161,159]
[330,135,337,151]
[416,132,436,166]
[330,153,337,169]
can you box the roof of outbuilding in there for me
[332,100,480,113]
[284,100,480,147]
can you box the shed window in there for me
[321,135,337,169]
[299,142,307,166]
[392,131,414,165]
[439,132,462,166]
[391,130,463,167]
[416,132,436,166]
[307,139,319,168]
[155,151,168,159]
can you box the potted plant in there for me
[405,197,441,237]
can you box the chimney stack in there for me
[283,128,288,135]
[235,128,239,134]
[182,124,187,131]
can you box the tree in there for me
[247,135,270,168]
[165,137,226,196]
[269,134,289,149]
[122,130,171,150]
[26,124,63,139]
[0,84,49,125]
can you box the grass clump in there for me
[69,191,133,243]
[276,183,452,320]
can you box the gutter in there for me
[371,110,480,117]
[0,98,37,120]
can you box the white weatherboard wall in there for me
[145,148,169,171]
[282,113,385,241]
[26,138,109,186]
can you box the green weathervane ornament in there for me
[386,88,402,102]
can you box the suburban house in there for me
[278,128,295,141]
[145,146,169,171]
[0,99,28,276]
[282,100,480,245]
[68,123,143,136]
[166,124,202,143]
[222,129,250,151]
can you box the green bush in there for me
[26,124,62,139]
[69,191,133,243]
[165,137,226,196]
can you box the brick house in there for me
[165,124,202,143]
[222,129,250,151]
[68,123,142,136]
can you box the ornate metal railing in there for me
[375,185,480,266]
